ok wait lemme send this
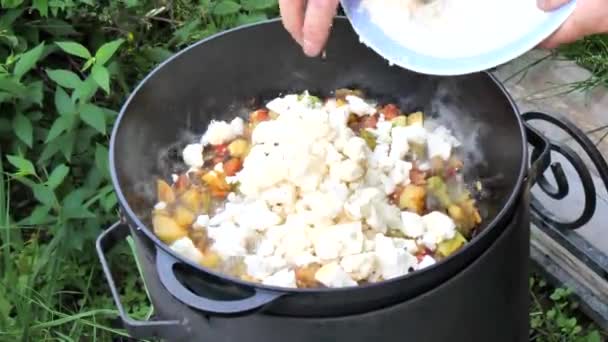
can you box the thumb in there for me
[537,0,571,11]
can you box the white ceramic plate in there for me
[340,0,576,75]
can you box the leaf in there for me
[21,205,53,225]
[61,189,95,219]
[46,69,82,89]
[32,184,57,207]
[25,81,44,107]
[79,103,106,134]
[38,18,77,36]
[583,331,601,342]
[241,0,277,11]
[91,64,110,94]
[12,113,33,147]
[141,46,173,63]
[212,1,241,15]
[33,0,48,16]
[45,115,73,142]
[58,132,76,161]
[94,39,124,65]
[54,86,75,116]
[95,143,109,178]
[236,13,267,26]
[13,42,45,79]
[6,155,36,176]
[73,75,98,103]
[1,0,24,9]
[47,164,69,189]
[55,41,91,59]
[0,77,26,97]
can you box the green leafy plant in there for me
[529,275,604,342]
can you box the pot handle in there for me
[521,111,608,230]
[96,222,182,339]
[156,248,286,315]
[522,121,551,185]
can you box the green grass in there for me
[0,1,606,341]
[558,34,608,92]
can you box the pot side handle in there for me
[522,121,551,185]
[156,248,286,315]
[521,111,608,230]
[96,222,183,340]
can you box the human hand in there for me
[279,0,341,57]
[537,0,608,48]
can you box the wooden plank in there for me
[531,223,608,331]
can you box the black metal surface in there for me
[108,17,536,317]
[522,111,608,279]
[523,111,608,230]
[116,192,529,342]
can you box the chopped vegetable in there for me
[381,104,400,120]
[410,168,428,185]
[426,176,451,208]
[407,111,424,126]
[335,88,364,99]
[250,109,270,125]
[179,188,204,213]
[174,205,196,227]
[437,232,467,257]
[399,184,426,214]
[157,180,176,203]
[391,115,407,127]
[295,264,322,288]
[223,158,243,176]
[228,139,250,158]
[409,142,426,159]
[153,215,187,243]
[200,250,221,268]
[359,129,377,150]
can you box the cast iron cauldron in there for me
[97,17,604,337]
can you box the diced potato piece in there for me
[437,232,467,257]
[241,274,260,283]
[200,250,221,268]
[455,199,483,236]
[391,115,407,127]
[228,139,250,158]
[295,264,321,288]
[153,215,187,243]
[202,171,231,192]
[157,179,175,204]
[179,188,202,213]
[448,204,464,222]
[174,205,196,227]
[399,184,426,214]
[336,98,346,107]
[407,111,424,126]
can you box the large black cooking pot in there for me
[102,18,554,318]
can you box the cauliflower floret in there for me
[315,262,358,287]
[182,143,204,168]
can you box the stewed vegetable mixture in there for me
[152,89,482,288]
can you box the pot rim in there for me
[109,17,528,294]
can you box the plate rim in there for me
[340,0,577,75]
